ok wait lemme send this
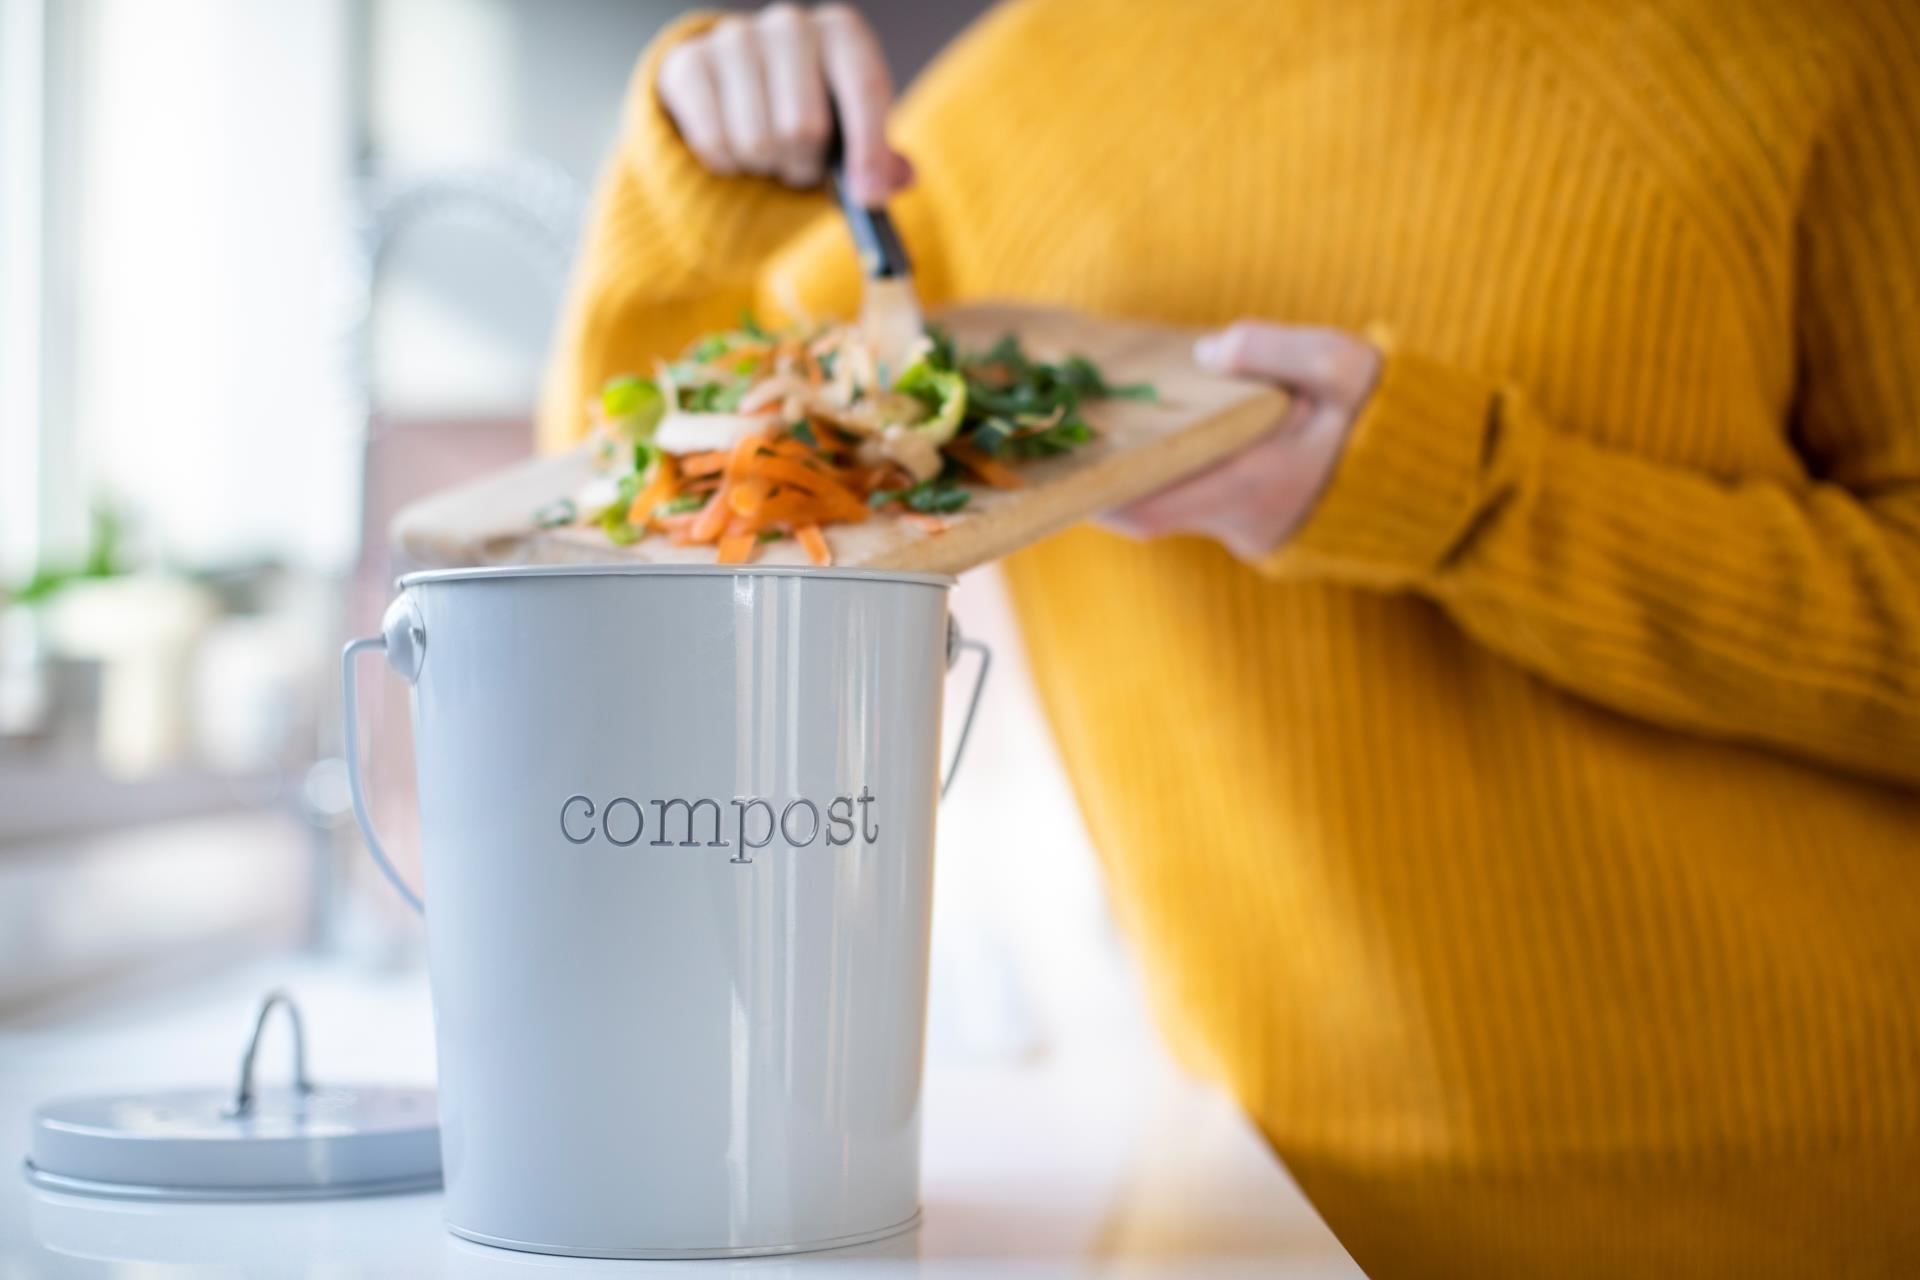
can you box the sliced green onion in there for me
[655,492,708,516]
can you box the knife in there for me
[823,110,924,385]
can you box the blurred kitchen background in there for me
[0,0,1144,1057]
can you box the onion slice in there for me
[654,410,778,454]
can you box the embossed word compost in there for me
[559,789,880,864]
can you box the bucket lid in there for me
[22,991,440,1202]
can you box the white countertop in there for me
[1,953,1362,1279]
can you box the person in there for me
[540,3,1920,1274]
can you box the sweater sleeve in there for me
[1266,52,1920,787]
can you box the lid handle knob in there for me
[228,990,314,1117]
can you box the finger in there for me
[1107,441,1273,539]
[1210,401,1352,559]
[812,4,897,203]
[1195,322,1377,403]
[707,16,777,175]
[885,149,915,189]
[1113,395,1312,524]
[659,41,736,174]
[1101,398,1324,556]
[756,4,829,187]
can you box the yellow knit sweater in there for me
[542,3,1920,1274]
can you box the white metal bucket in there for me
[341,564,987,1259]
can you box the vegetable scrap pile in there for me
[539,316,1153,565]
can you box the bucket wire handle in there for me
[342,632,426,915]
[943,628,992,800]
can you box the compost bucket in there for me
[342,564,986,1258]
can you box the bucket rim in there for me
[396,563,956,590]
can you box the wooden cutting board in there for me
[391,302,1290,575]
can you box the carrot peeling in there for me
[688,482,735,543]
[680,450,730,478]
[796,523,832,566]
[728,476,773,518]
[724,431,773,482]
[625,454,680,526]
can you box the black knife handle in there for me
[824,106,912,280]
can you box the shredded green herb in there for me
[870,474,972,515]
[682,378,750,412]
[738,309,773,342]
[918,326,1156,461]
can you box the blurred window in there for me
[1,0,53,582]
[4,0,360,581]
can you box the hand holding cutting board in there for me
[1105,322,1383,564]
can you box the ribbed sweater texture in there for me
[540,3,1920,1274]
